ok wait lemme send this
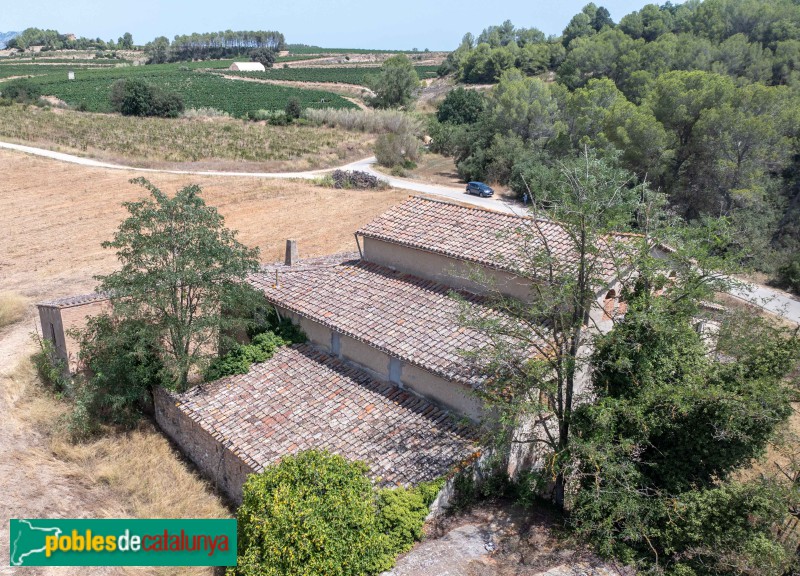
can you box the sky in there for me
[1,0,672,51]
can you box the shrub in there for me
[285,97,302,120]
[234,451,444,576]
[205,312,306,382]
[1,80,41,104]
[110,78,184,118]
[375,131,420,168]
[376,479,443,555]
[70,314,165,438]
[31,335,69,394]
[235,451,394,576]
[0,291,26,328]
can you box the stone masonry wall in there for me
[153,387,255,505]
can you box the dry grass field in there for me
[0,148,407,301]
[0,105,375,172]
[0,147,408,574]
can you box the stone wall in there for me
[153,387,255,505]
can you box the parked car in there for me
[465,181,494,197]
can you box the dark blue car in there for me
[465,181,494,197]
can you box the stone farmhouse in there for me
[37,196,667,504]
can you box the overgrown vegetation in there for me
[234,450,443,576]
[459,148,800,574]
[435,0,800,285]
[204,309,307,382]
[570,290,800,575]
[70,315,164,439]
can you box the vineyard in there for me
[5,64,356,116]
[224,65,439,85]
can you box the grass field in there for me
[0,104,374,170]
[226,65,440,85]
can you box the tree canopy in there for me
[434,0,800,288]
[97,178,260,390]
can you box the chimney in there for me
[284,239,298,266]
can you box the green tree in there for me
[284,97,302,120]
[368,54,420,109]
[436,87,485,124]
[120,32,133,49]
[460,149,658,508]
[144,35,170,64]
[250,46,276,68]
[570,287,799,574]
[98,178,260,390]
[109,78,184,118]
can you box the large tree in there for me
[460,148,741,508]
[368,55,420,109]
[98,178,260,390]
[570,287,799,574]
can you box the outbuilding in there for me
[229,62,265,72]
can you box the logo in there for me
[9,519,237,566]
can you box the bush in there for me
[70,314,165,438]
[285,97,302,120]
[777,254,800,294]
[376,479,443,555]
[31,335,70,394]
[375,131,420,168]
[110,78,184,118]
[235,451,394,576]
[205,311,306,382]
[1,80,41,104]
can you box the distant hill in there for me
[0,31,19,49]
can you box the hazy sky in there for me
[2,1,671,51]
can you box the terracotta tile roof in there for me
[251,259,501,387]
[37,291,111,309]
[356,196,638,280]
[169,344,478,486]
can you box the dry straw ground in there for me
[0,147,408,575]
[0,105,375,172]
